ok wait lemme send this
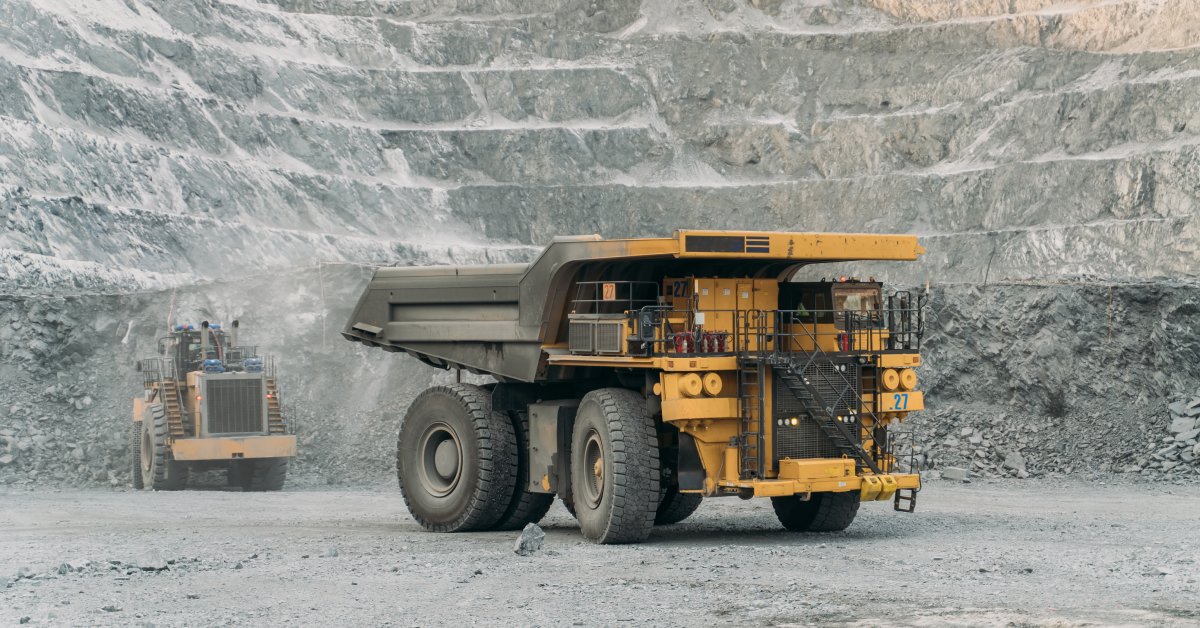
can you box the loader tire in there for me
[397,384,517,533]
[654,486,702,525]
[570,388,659,544]
[772,491,860,532]
[141,404,188,491]
[490,411,554,531]
[130,421,144,490]
[244,458,289,491]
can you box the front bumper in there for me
[712,458,920,500]
[171,435,297,461]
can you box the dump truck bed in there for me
[343,231,924,382]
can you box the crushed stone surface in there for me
[2,479,1198,626]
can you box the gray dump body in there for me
[343,262,540,380]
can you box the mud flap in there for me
[677,432,705,492]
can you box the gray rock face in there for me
[0,0,1198,486]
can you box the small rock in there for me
[1175,428,1200,443]
[1002,451,1026,473]
[19,617,30,624]
[323,548,338,558]
[187,594,200,600]
[513,522,545,556]
[101,605,121,612]
[0,454,13,466]
[942,467,969,482]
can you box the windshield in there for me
[833,286,881,314]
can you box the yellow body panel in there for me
[879,353,921,368]
[586,230,924,262]
[171,435,297,461]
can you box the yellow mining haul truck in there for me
[131,320,296,491]
[344,230,926,543]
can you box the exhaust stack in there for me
[200,320,210,359]
[230,319,239,348]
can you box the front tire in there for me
[242,458,288,491]
[130,421,144,490]
[570,388,660,544]
[397,384,517,532]
[772,491,860,532]
[141,404,188,490]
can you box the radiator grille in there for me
[594,322,623,354]
[773,362,860,461]
[205,378,265,434]
[569,321,593,353]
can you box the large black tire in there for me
[771,491,861,532]
[130,421,144,490]
[141,404,188,490]
[397,384,517,533]
[243,458,288,491]
[490,411,555,531]
[655,486,702,525]
[570,388,660,544]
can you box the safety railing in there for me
[138,357,170,389]
[627,294,924,358]
[570,281,661,317]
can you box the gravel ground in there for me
[2,479,1199,626]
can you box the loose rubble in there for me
[1139,393,1200,474]
[513,523,546,556]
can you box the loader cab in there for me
[158,326,226,377]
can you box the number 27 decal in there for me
[892,393,909,410]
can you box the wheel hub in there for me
[433,439,459,478]
[582,431,605,509]
[418,423,462,498]
[140,426,153,473]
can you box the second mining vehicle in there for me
[132,320,296,491]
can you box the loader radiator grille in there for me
[205,379,265,434]
[773,362,860,461]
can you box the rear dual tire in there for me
[397,385,663,543]
[398,384,550,533]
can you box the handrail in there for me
[629,296,925,358]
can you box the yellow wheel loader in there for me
[132,320,296,491]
